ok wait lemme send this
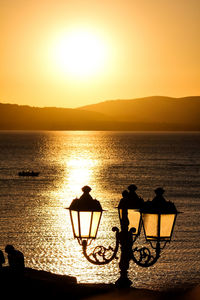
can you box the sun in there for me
[52,29,107,78]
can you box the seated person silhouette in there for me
[5,245,25,273]
[0,250,5,268]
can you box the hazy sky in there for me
[1,0,200,108]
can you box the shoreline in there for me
[0,267,199,299]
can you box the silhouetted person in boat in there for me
[0,250,5,268]
[5,245,25,274]
[127,184,144,208]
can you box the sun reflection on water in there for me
[55,154,99,207]
[49,138,117,282]
[1,131,199,288]
[26,131,123,284]
[67,158,97,190]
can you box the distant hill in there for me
[0,103,111,130]
[0,96,200,130]
[79,96,200,128]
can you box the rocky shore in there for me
[0,267,199,300]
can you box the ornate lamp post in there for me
[68,186,103,246]
[68,185,179,287]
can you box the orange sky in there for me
[0,0,200,108]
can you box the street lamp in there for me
[141,187,178,253]
[68,185,179,287]
[69,186,103,245]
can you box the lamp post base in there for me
[115,276,132,288]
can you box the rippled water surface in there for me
[0,131,199,290]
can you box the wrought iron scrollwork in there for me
[132,242,161,267]
[82,227,119,265]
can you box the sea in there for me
[0,131,199,291]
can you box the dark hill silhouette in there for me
[79,96,200,126]
[0,96,200,130]
[0,103,112,130]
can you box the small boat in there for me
[18,171,40,177]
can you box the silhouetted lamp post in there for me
[68,185,179,287]
[69,186,103,245]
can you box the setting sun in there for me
[52,29,107,78]
[1,0,200,108]
[0,0,200,293]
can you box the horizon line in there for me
[0,95,200,110]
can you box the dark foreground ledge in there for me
[0,267,114,298]
[0,267,199,300]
